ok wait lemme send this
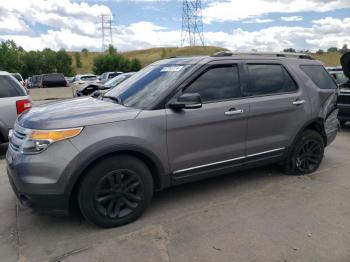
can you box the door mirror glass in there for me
[168,93,202,109]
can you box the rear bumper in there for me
[325,109,339,146]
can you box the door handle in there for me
[225,109,244,116]
[293,99,306,105]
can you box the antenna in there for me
[181,0,204,47]
[100,14,113,52]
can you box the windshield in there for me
[104,74,133,88]
[81,75,97,81]
[105,65,191,108]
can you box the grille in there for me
[9,123,29,153]
[338,94,350,104]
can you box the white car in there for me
[71,74,101,96]
[0,71,32,146]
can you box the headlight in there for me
[21,127,83,154]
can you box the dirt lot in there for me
[1,126,350,262]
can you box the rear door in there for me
[166,62,249,179]
[243,62,311,160]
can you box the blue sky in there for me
[0,0,349,52]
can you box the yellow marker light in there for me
[29,128,83,142]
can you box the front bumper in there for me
[6,139,80,213]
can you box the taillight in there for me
[40,81,43,88]
[65,80,68,87]
[16,99,32,115]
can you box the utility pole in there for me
[181,0,204,47]
[100,14,113,52]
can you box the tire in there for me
[283,130,324,176]
[78,155,154,228]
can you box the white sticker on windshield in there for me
[161,66,184,72]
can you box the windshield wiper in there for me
[102,95,123,105]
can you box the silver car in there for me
[7,53,338,228]
[0,71,31,146]
[71,74,101,96]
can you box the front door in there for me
[166,64,249,178]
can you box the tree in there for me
[316,49,324,55]
[93,48,142,74]
[81,48,89,57]
[327,47,338,53]
[74,52,82,68]
[283,48,296,53]
[130,58,142,71]
[0,40,23,73]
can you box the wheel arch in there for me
[291,118,327,151]
[67,145,169,212]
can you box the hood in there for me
[17,97,140,130]
[341,52,350,78]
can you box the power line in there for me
[181,0,204,47]
[100,14,113,51]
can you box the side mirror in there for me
[168,93,202,109]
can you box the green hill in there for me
[69,47,342,74]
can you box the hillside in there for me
[69,47,342,74]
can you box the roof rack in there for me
[212,51,314,60]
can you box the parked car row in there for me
[25,73,68,88]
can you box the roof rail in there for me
[212,51,314,60]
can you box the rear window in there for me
[81,76,97,81]
[108,73,120,79]
[42,74,65,81]
[247,64,297,96]
[0,75,25,98]
[300,65,337,89]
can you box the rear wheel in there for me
[78,155,154,228]
[283,130,324,175]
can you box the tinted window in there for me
[300,65,337,89]
[0,75,24,98]
[184,66,241,102]
[108,73,120,79]
[81,76,97,81]
[12,74,23,82]
[247,64,297,96]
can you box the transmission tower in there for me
[181,0,204,47]
[100,14,113,51]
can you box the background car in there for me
[65,76,74,86]
[11,73,25,86]
[0,71,31,146]
[30,75,42,88]
[337,52,350,127]
[71,74,100,96]
[100,71,123,84]
[39,73,67,88]
[326,66,348,85]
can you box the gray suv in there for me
[6,53,339,228]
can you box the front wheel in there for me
[283,130,324,176]
[78,155,154,228]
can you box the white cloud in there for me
[281,16,303,22]
[243,18,274,24]
[202,0,350,23]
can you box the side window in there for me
[0,75,22,98]
[184,66,241,103]
[300,65,337,89]
[247,64,297,96]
